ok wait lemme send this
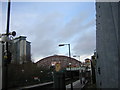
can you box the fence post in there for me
[53,71,66,90]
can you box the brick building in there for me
[36,55,81,70]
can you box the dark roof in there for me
[26,41,31,44]
[85,58,91,60]
[14,36,26,40]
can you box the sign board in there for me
[66,67,80,71]
[66,67,86,71]
[55,63,61,72]
[51,61,57,66]
[0,43,2,89]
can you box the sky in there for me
[1,1,96,63]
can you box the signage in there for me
[66,67,85,71]
[55,63,61,72]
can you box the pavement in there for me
[66,80,87,90]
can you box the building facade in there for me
[11,36,31,64]
[84,58,91,71]
[37,55,81,70]
[96,2,120,88]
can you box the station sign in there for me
[66,67,86,71]
[55,63,61,72]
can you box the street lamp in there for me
[73,55,82,84]
[73,55,80,61]
[0,0,17,89]
[58,43,73,90]
[58,44,71,57]
[2,0,12,89]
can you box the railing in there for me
[10,78,71,90]
[18,81,53,89]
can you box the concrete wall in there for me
[26,41,31,62]
[118,2,120,89]
[20,39,26,64]
[96,2,119,88]
[0,43,2,89]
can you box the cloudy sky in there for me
[1,1,96,62]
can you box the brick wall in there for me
[37,55,81,69]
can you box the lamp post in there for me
[58,44,71,57]
[1,0,16,89]
[73,55,82,84]
[58,44,73,90]
[4,0,11,89]
[73,55,80,61]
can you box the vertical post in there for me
[68,44,71,57]
[58,44,73,90]
[68,44,73,90]
[6,0,11,61]
[6,0,11,35]
[4,0,11,89]
[53,71,66,90]
[73,55,81,84]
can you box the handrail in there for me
[10,78,72,89]
[19,81,53,89]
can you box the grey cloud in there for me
[32,39,58,57]
[82,18,96,30]
[57,13,95,42]
[10,12,64,60]
[30,12,96,59]
[10,9,96,61]
[72,29,96,56]
[27,12,64,59]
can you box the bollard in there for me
[53,71,66,90]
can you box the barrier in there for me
[18,81,53,89]
[53,71,66,90]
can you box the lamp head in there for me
[58,44,65,46]
[73,55,76,57]
[11,31,16,36]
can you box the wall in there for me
[96,2,119,88]
[0,43,2,89]
[26,41,31,62]
[37,55,81,69]
[20,39,26,64]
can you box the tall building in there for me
[11,36,31,64]
[96,1,120,88]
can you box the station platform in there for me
[66,80,87,90]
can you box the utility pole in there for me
[59,44,73,90]
[68,44,73,90]
[3,0,11,89]
[0,0,16,89]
